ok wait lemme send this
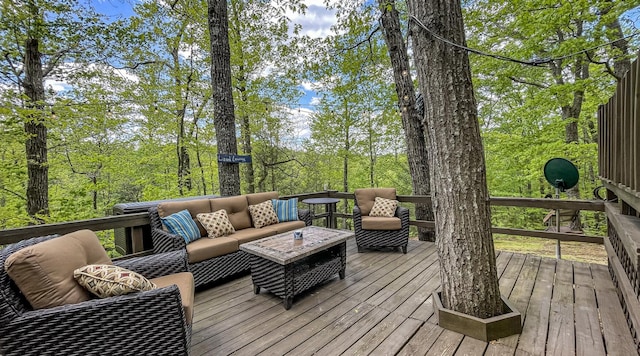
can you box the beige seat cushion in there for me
[151,272,195,325]
[246,191,279,206]
[185,237,238,263]
[263,221,306,235]
[361,216,402,231]
[210,196,252,230]
[354,188,397,216]
[229,228,274,244]
[4,229,112,309]
[157,199,212,237]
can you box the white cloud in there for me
[286,4,337,39]
[44,79,69,93]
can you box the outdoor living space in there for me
[190,237,636,355]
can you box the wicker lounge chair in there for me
[353,188,409,253]
[0,231,193,356]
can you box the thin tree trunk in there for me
[379,0,435,241]
[23,38,48,223]
[208,0,240,196]
[408,0,502,318]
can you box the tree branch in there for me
[508,76,549,89]
[0,186,26,201]
[43,49,72,77]
[585,51,616,79]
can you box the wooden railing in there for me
[597,51,640,352]
[0,191,605,255]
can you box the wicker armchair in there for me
[353,188,409,254]
[0,233,193,356]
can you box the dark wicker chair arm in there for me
[298,209,312,226]
[113,250,188,279]
[0,285,189,356]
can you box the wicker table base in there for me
[249,242,346,309]
[240,227,350,310]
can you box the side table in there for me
[302,198,340,228]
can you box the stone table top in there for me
[239,226,352,265]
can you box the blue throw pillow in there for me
[161,209,201,243]
[271,198,299,222]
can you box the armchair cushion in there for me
[161,209,201,243]
[369,197,398,217]
[74,264,156,298]
[151,272,195,324]
[4,229,112,309]
[354,188,397,216]
[197,209,235,238]
[248,200,279,228]
[361,216,402,230]
[271,198,299,222]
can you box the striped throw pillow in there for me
[161,209,201,243]
[271,198,299,222]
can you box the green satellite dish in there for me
[544,158,579,191]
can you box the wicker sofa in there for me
[0,230,194,355]
[149,191,311,288]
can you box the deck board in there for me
[190,238,635,355]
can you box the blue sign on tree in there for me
[217,154,252,163]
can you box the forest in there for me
[1,0,638,239]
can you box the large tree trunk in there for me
[23,38,48,223]
[407,0,502,318]
[379,0,435,241]
[208,0,240,196]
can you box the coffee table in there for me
[240,226,351,309]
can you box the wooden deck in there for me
[191,238,636,355]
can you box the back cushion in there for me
[4,230,112,310]
[157,199,211,237]
[354,188,397,216]
[210,195,252,230]
[246,191,279,206]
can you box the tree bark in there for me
[23,38,49,223]
[208,0,240,196]
[379,0,435,241]
[407,0,502,318]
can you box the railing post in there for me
[556,208,562,259]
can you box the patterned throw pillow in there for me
[161,209,201,243]
[248,200,279,228]
[74,265,156,298]
[197,209,236,238]
[369,197,398,217]
[271,198,299,222]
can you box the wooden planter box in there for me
[433,292,522,342]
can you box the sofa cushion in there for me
[361,216,402,230]
[246,191,279,206]
[369,197,398,217]
[4,229,112,309]
[151,272,195,325]
[197,210,235,238]
[74,264,156,298]
[210,195,252,230]
[271,198,299,222]
[354,188,397,216]
[229,227,275,244]
[157,199,211,237]
[161,209,202,243]
[248,200,279,228]
[263,221,306,235]
[185,236,239,263]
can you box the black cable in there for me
[408,15,639,68]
